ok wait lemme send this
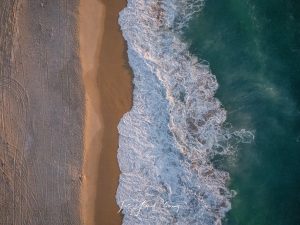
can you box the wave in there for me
[116,1,254,224]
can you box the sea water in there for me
[185,0,300,224]
[117,1,253,224]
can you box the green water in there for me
[185,0,300,224]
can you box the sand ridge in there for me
[79,1,105,224]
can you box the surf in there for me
[117,1,253,224]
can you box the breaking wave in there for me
[116,0,254,224]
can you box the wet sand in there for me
[79,0,132,224]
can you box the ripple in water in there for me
[117,1,254,224]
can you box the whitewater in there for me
[116,0,254,224]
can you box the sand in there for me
[0,0,84,224]
[79,0,132,225]
[0,0,130,224]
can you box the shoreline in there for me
[79,0,132,224]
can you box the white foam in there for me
[116,1,253,224]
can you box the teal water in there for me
[185,0,300,224]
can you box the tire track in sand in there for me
[0,76,37,225]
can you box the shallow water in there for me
[185,0,300,224]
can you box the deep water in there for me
[185,0,300,224]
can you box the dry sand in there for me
[0,0,84,224]
[79,0,132,225]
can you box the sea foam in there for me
[117,1,253,224]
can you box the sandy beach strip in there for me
[79,0,132,225]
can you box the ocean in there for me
[185,0,300,224]
[117,0,300,224]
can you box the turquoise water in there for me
[185,0,300,224]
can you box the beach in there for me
[0,0,131,224]
[79,0,132,225]
[2,0,299,224]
